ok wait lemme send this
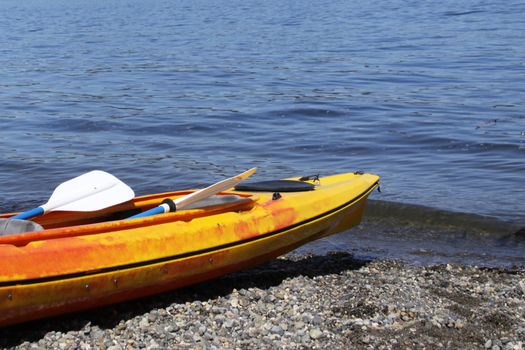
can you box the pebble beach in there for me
[1,212,524,350]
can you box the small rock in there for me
[147,340,160,350]
[230,297,239,308]
[309,328,323,339]
[519,280,525,295]
[505,343,515,350]
[147,313,157,323]
[312,315,323,325]
[30,345,46,350]
[107,346,122,350]
[294,321,305,330]
[138,317,150,329]
[271,325,284,336]
[455,320,465,329]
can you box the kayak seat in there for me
[0,218,44,236]
[235,180,315,192]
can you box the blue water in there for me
[1,0,524,226]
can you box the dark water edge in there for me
[296,199,525,268]
[365,199,522,235]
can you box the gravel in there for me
[1,251,524,349]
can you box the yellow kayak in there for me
[0,172,379,327]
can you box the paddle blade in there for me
[42,170,135,212]
[174,167,256,210]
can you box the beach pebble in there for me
[309,328,323,339]
[138,317,150,329]
[270,326,284,336]
[519,280,525,295]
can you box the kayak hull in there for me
[0,172,378,327]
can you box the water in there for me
[0,0,524,264]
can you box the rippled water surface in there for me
[1,0,524,229]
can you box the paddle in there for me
[129,167,257,219]
[10,170,135,220]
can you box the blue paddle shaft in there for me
[11,207,45,220]
[129,205,166,219]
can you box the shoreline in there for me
[365,200,524,235]
[1,252,524,350]
[295,204,525,269]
